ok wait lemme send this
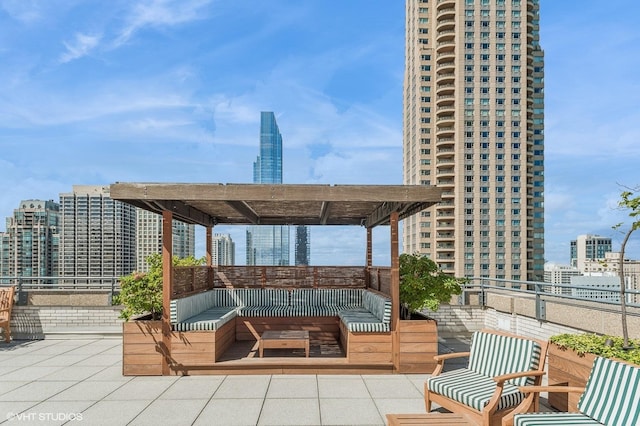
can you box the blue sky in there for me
[1,0,639,267]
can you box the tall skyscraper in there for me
[403,0,544,281]
[136,209,195,272]
[294,225,310,266]
[211,233,235,265]
[59,185,136,284]
[246,112,290,266]
[0,200,60,283]
[570,234,612,271]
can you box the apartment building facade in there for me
[136,209,195,272]
[403,0,544,281]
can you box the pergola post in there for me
[390,211,400,373]
[366,227,373,268]
[206,226,213,267]
[162,210,173,375]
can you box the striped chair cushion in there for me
[338,308,390,333]
[362,291,392,324]
[426,368,525,412]
[578,357,640,426]
[171,307,237,332]
[514,413,602,426]
[468,331,542,387]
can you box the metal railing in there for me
[0,276,121,305]
[462,277,640,322]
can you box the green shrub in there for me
[114,253,204,321]
[399,253,466,319]
[550,333,640,365]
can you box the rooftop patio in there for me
[0,335,481,426]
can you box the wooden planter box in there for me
[548,343,597,412]
[398,317,438,373]
[122,320,163,376]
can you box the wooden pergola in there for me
[110,183,442,373]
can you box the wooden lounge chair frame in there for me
[0,286,16,343]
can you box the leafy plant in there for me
[114,253,205,321]
[399,253,465,319]
[550,333,640,365]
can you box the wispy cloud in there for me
[114,0,212,47]
[59,32,101,63]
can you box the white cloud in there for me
[115,0,212,47]
[59,32,101,63]
[1,0,42,24]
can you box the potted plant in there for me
[114,254,204,375]
[547,333,640,411]
[397,253,466,373]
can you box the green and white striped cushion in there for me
[468,331,542,387]
[578,357,640,426]
[514,413,602,426]
[288,305,342,316]
[170,289,238,324]
[362,291,392,324]
[290,288,363,308]
[426,369,525,412]
[234,288,290,307]
[171,307,237,332]
[237,306,291,317]
[338,308,390,333]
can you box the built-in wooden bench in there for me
[168,287,392,365]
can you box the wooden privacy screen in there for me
[170,266,392,300]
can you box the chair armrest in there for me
[433,351,470,362]
[517,385,585,395]
[432,352,470,376]
[502,385,586,426]
[493,370,545,384]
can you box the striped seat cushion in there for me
[468,331,542,387]
[171,307,237,332]
[426,368,525,412]
[514,413,602,426]
[338,308,390,332]
[237,306,292,317]
[288,305,343,317]
[578,357,640,426]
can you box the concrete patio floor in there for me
[0,335,548,425]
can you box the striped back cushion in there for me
[291,288,363,307]
[578,357,640,426]
[362,291,392,324]
[170,289,238,323]
[468,331,542,387]
[234,288,289,307]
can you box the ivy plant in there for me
[114,253,204,321]
[550,333,640,365]
[399,253,466,319]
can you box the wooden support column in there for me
[366,227,373,268]
[206,226,213,267]
[390,211,400,373]
[206,225,214,289]
[162,210,173,376]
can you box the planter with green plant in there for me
[547,333,640,411]
[397,253,466,373]
[114,254,204,375]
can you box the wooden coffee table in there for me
[386,413,477,425]
[259,330,310,357]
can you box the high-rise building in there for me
[59,185,136,284]
[246,112,290,266]
[403,0,545,281]
[136,209,195,272]
[570,234,612,271]
[294,225,310,266]
[211,233,235,266]
[0,200,60,284]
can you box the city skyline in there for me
[1,1,640,266]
